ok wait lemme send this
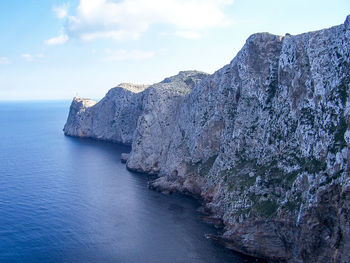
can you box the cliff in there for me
[64,16,350,262]
[63,83,148,144]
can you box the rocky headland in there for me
[64,16,350,262]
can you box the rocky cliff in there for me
[64,16,350,262]
[63,83,148,145]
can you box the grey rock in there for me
[64,16,350,262]
[64,83,148,145]
[127,70,209,174]
[120,153,130,163]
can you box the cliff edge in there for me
[63,83,149,144]
[64,16,350,262]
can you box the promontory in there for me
[64,16,350,263]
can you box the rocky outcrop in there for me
[64,72,208,145]
[126,71,209,174]
[120,153,130,163]
[64,16,350,262]
[63,83,148,145]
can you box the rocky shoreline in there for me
[146,173,283,262]
[147,177,269,263]
[64,16,350,262]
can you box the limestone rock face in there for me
[64,17,350,262]
[127,70,209,174]
[63,83,148,145]
[120,153,130,163]
[63,97,97,137]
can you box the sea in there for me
[0,101,260,263]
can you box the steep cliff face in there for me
[127,71,209,173]
[63,83,148,145]
[64,17,350,262]
[64,72,208,145]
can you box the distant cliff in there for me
[64,72,208,145]
[64,83,148,145]
[64,16,350,262]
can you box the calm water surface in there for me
[0,101,258,263]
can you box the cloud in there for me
[52,0,233,43]
[45,33,69,45]
[175,30,202,39]
[102,49,155,61]
[0,57,10,64]
[53,3,69,19]
[21,54,45,62]
[21,54,33,61]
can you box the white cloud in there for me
[21,54,33,61]
[0,57,10,64]
[54,0,233,42]
[102,49,155,61]
[175,30,202,39]
[53,3,69,19]
[21,54,45,62]
[45,33,69,45]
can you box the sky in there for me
[0,0,349,100]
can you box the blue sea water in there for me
[0,101,259,263]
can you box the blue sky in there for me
[0,0,349,100]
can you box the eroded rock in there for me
[64,16,350,262]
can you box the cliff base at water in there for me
[64,17,350,262]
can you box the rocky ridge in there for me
[63,83,148,144]
[64,17,350,262]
